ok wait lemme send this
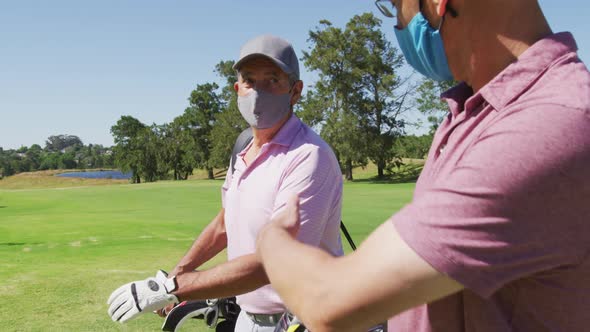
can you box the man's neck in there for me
[251,112,292,149]
[461,0,552,92]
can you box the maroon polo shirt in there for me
[389,32,590,331]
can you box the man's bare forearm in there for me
[257,224,336,328]
[257,222,464,332]
[174,253,269,301]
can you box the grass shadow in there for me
[352,163,424,184]
[0,242,42,246]
[0,206,5,208]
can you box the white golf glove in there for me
[107,270,179,323]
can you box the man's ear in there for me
[234,82,239,92]
[436,0,449,16]
[290,80,304,106]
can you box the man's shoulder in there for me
[523,53,590,114]
[277,122,341,177]
[289,122,337,158]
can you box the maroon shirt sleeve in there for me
[392,104,590,298]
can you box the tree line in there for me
[0,134,115,178]
[110,13,446,183]
[110,61,246,183]
[1,13,446,182]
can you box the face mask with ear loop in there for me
[394,6,455,81]
[237,83,295,129]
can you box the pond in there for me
[56,170,132,179]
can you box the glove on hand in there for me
[107,270,179,323]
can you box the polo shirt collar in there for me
[268,114,302,147]
[480,32,578,112]
[441,32,578,116]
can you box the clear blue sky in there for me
[1,0,588,150]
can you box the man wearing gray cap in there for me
[106,34,344,331]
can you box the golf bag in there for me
[161,297,240,332]
[272,311,386,332]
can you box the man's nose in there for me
[253,80,270,90]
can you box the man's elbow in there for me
[296,291,350,332]
[299,305,335,332]
[212,219,227,244]
[302,313,352,332]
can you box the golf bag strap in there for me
[230,127,253,175]
[340,221,357,251]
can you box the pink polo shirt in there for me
[222,115,343,314]
[390,32,590,331]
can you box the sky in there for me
[1,0,588,150]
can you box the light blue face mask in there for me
[394,12,454,81]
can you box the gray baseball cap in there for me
[233,34,300,80]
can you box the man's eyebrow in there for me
[239,68,285,78]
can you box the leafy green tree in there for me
[349,13,412,178]
[59,151,77,169]
[322,110,368,180]
[0,141,115,176]
[9,159,20,175]
[395,134,433,159]
[137,124,164,182]
[77,144,104,169]
[183,83,222,179]
[26,144,43,170]
[303,14,415,179]
[39,152,60,170]
[84,144,115,169]
[294,89,328,131]
[111,116,146,183]
[45,135,83,152]
[303,19,367,180]
[1,155,15,177]
[416,79,457,133]
[160,119,195,180]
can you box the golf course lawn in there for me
[0,178,415,331]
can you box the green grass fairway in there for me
[0,179,415,331]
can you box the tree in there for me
[182,83,222,179]
[111,116,146,183]
[159,119,191,180]
[26,144,43,170]
[45,135,83,152]
[0,141,115,176]
[349,13,413,178]
[39,152,60,170]
[303,19,367,180]
[3,163,15,177]
[416,79,457,133]
[294,89,328,131]
[395,134,433,159]
[0,148,15,177]
[303,14,415,180]
[158,118,203,181]
[59,151,77,169]
[137,124,164,182]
